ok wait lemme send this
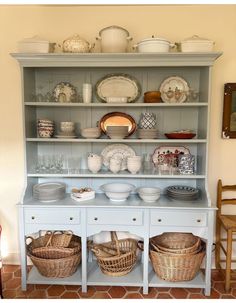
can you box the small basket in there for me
[150,241,206,282]
[28,252,81,278]
[90,231,138,277]
[26,232,80,259]
[150,232,200,254]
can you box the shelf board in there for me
[26,138,207,144]
[22,193,212,210]
[27,169,206,179]
[87,260,143,287]
[27,266,82,285]
[149,266,205,288]
[25,102,208,107]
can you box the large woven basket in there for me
[150,232,201,254]
[28,252,81,278]
[26,231,81,278]
[150,241,206,282]
[90,231,138,277]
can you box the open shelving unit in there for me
[13,52,222,295]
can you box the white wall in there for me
[0,4,236,263]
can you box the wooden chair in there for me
[215,179,236,292]
[0,225,2,298]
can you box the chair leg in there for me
[215,220,221,269]
[225,230,233,292]
[0,266,3,298]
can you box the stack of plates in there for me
[166,185,200,201]
[137,128,159,139]
[106,126,129,139]
[33,182,66,202]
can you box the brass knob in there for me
[31,216,35,220]
[158,219,162,222]
[197,219,201,223]
[70,217,73,221]
[132,218,136,221]
[94,217,98,221]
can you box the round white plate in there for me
[159,76,190,103]
[101,144,136,171]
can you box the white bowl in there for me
[137,187,161,203]
[100,183,135,202]
[81,128,101,139]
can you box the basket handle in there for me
[137,240,144,251]
[25,236,35,245]
[111,231,120,256]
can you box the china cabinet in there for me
[12,52,222,295]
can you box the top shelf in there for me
[11,52,222,67]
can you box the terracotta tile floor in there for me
[2,265,236,299]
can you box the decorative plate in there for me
[152,146,190,165]
[52,82,77,103]
[159,76,190,103]
[95,73,141,103]
[99,112,137,136]
[101,144,136,171]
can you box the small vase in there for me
[139,112,157,129]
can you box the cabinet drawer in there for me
[87,209,143,226]
[151,211,207,227]
[25,208,80,225]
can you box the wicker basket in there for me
[26,231,81,278]
[28,252,81,278]
[90,231,138,277]
[150,232,201,254]
[150,241,206,282]
[26,232,80,259]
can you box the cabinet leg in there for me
[142,235,149,295]
[204,239,213,296]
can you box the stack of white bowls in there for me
[127,156,142,174]
[137,128,159,139]
[137,187,161,203]
[37,119,55,138]
[106,126,129,139]
[81,127,101,139]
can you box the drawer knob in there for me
[197,219,201,223]
[70,217,73,221]
[94,217,98,221]
[158,219,162,222]
[31,216,35,220]
[132,218,136,221]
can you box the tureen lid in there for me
[182,35,213,43]
[138,36,170,44]
[18,35,49,44]
[64,34,88,43]
[99,25,130,36]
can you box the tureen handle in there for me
[127,36,133,41]
[96,36,102,41]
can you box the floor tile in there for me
[28,289,48,298]
[61,291,80,298]
[170,287,188,299]
[108,286,126,298]
[92,292,111,298]
[156,293,173,299]
[189,293,207,299]
[140,287,157,298]
[124,292,143,299]
[78,286,96,298]
[47,285,65,296]
[4,277,21,289]
[3,289,17,299]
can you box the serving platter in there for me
[99,112,136,136]
[52,82,77,103]
[95,73,141,103]
[152,146,190,165]
[101,144,136,171]
[159,76,190,103]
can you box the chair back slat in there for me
[221,199,236,205]
[222,185,236,191]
